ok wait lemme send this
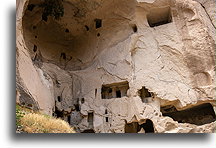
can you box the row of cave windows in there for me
[56,81,216,125]
[56,82,151,108]
[101,81,151,101]
[28,3,173,37]
[31,45,71,63]
[31,45,71,62]
[85,111,154,133]
[27,4,110,29]
[57,88,151,106]
[87,111,154,133]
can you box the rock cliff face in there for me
[16,0,216,133]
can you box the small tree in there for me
[40,0,64,21]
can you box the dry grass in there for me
[21,113,75,133]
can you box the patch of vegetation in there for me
[16,105,25,127]
[16,104,75,133]
[40,0,64,21]
[21,113,75,133]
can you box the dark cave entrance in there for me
[140,119,154,133]
[116,90,121,98]
[88,112,94,128]
[161,103,216,125]
[81,129,95,133]
[95,19,102,29]
[125,119,155,133]
[54,106,64,118]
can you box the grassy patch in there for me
[16,104,75,133]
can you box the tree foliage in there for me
[40,0,64,21]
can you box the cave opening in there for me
[95,19,102,29]
[85,25,89,31]
[161,103,216,125]
[147,6,172,27]
[74,104,80,111]
[140,119,154,133]
[95,89,97,97]
[65,29,69,33]
[88,112,94,128]
[106,117,109,122]
[138,87,152,103]
[105,109,109,122]
[125,119,155,133]
[60,52,66,60]
[74,98,80,111]
[54,106,64,118]
[67,115,71,124]
[116,90,121,98]
[101,81,129,99]
[57,96,61,102]
[33,45,37,52]
[132,24,137,33]
[81,98,85,104]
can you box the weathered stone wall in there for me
[16,0,216,133]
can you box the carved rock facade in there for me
[16,0,216,133]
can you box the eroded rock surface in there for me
[16,0,216,133]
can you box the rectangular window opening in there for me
[57,96,62,102]
[106,117,109,122]
[68,115,71,124]
[95,19,102,29]
[88,112,94,127]
[116,90,121,98]
[147,6,172,27]
[101,81,129,99]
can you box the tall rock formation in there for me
[16,0,216,133]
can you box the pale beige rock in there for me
[16,0,216,133]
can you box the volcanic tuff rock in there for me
[16,0,216,133]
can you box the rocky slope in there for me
[16,0,215,133]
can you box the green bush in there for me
[16,105,25,127]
